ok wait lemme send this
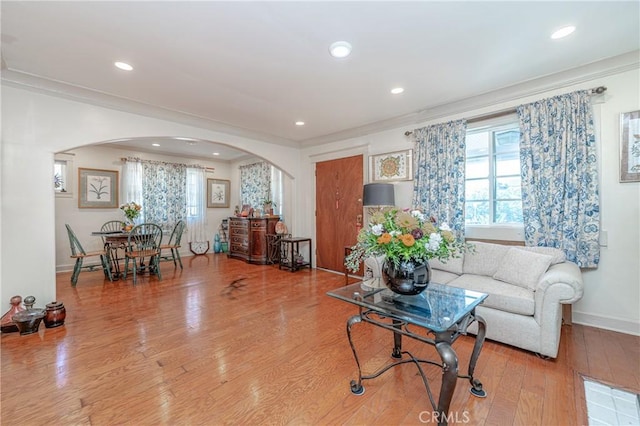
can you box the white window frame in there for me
[465,115,524,242]
[54,153,74,198]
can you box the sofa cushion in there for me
[515,246,566,265]
[430,256,464,275]
[431,269,459,284]
[493,248,553,290]
[447,274,535,316]
[463,242,510,276]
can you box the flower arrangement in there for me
[345,208,467,273]
[120,202,142,222]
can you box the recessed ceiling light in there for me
[391,87,404,95]
[114,61,133,71]
[329,41,352,58]
[152,143,160,147]
[551,26,575,39]
[295,121,305,126]
[213,152,220,156]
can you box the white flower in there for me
[370,224,384,236]
[411,210,425,221]
[427,232,443,252]
[390,230,401,237]
[439,223,451,231]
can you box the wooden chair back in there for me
[100,220,125,244]
[65,224,87,256]
[167,220,186,247]
[126,223,163,257]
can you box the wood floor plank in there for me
[1,254,638,425]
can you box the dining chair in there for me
[100,220,125,244]
[65,224,113,286]
[123,223,163,285]
[160,220,186,269]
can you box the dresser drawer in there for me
[230,244,248,254]
[230,226,248,236]
[251,221,266,230]
[230,235,248,245]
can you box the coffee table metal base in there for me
[345,310,487,426]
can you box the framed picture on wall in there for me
[369,149,413,182]
[620,110,640,183]
[207,178,230,208]
[78,168,119,208]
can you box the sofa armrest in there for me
[536,261,584,304]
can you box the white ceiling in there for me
[2,1,639,161]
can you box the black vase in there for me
[382,259,431,295]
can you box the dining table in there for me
[91,230,157,279]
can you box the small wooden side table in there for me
[279,237,312,272]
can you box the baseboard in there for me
[573,311,640,336]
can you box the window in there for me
[54,154,74,197]
[185,168,201,218]
[465,122,523,225]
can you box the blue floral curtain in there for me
[412,119,467,238]
[517,90,600,268]
[240,162,272,209]
[141,161,187,228]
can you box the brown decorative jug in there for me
[43,301,66,328]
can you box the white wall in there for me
[54,145,236,271]
[300,67,640,335]
[1,86,301,309]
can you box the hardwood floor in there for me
[2,254,638,425]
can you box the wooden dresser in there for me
[228,217,279,264]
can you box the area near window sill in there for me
[465,224,524,243]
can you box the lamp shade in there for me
[363,183,395,207]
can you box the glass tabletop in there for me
[327,282,487,333]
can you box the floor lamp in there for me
[362,183,395,288]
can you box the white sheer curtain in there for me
[271,166,284,216]
[121,160,144,222]
[186,167,207,243]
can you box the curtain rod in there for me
[120,157,215,173]
[403,86,607,136]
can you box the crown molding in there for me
[3,50,638,150]
[0,69,299,148]
[299,50,640,147]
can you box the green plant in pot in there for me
[345,208,468,295]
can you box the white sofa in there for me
[430,241,583,358]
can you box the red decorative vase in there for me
[1,296,25,333]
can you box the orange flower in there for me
[399,233,415,247]
[377,233,392,244]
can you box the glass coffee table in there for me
[327,282,488,426]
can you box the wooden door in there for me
[316,155,363,273]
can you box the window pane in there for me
[495,200,523,223]
[54,160,66,192]
[466,156,488,179]
[466,131,489,157]
[465,201,490,224]
[495,176,522,199]
[465,179,489,201]
[494,129,520,154]
[495,152,520,175]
